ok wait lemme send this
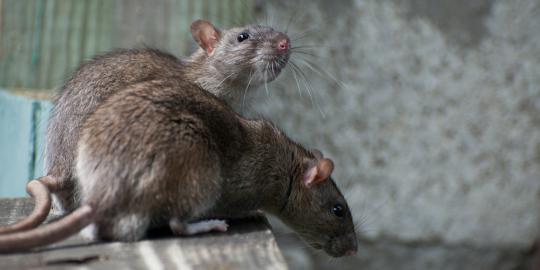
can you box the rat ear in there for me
[303,158,334,187]
[190,20,221,56]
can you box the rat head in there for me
[190,20,290,87]
[278,150,358,257]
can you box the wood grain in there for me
[0,198,288,270]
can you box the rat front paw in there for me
[170,219,228,236]
[79,223,98,241]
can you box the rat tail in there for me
[0,205,94,253]
[0,176,58,234]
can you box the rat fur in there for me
[45,20,290,213]
[0,79,357,257]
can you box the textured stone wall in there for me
[249,0,540,269]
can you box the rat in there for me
[47,19,290,214]
[0,19,291,232]
[0,78,358,257]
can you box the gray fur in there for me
[75,78,356,256]
[46,22,290,212]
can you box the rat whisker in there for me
[271,60,278,81]
[290,44,332,50]
[296,58,347,90]
[326,255,337,264]
[290,45,322,50]
[264,62,270,98]
[269,61,274,80]
[284,12,296,35]
[288,27,322,42]
[242,69,254,113]
[290,60,326,118]
[215,73,235,89]
[290,48,317,54]
[289,62,303,97]
[289,64,304,98]
[290,50,318,58]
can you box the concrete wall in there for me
[250,0,540,269]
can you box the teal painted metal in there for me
[0,90,52,198]
[0,90,34,197]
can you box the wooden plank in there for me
[0,198,288,270]
[0,91,34,197]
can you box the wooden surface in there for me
[0,198,288,270]
[0,90,52,197]
[0,0,255,90]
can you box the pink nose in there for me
[344,249,356,256]
[277,39,289,53]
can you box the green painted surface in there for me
[0,0,254,90]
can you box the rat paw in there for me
[170,219,228,236]
[79,223,98,241]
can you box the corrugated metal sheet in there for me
[0,0,254,90]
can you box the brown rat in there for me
[0,78,357,257]
[0,20,291,236]
[40,19,290,215]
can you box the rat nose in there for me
[343,232,358,256]
[276,38,290,53]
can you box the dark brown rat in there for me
[40,20,290,215]
[0,79,357,257]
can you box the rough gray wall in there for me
[250,0,540,269]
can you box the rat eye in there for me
[331,204,345,218]
[237,32,250,42]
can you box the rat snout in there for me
[344,249,356,256]
[253,30,290,82]
[342,232,358,256]
[275,33,290,54]
[277,38,290,53]
[325,232,358,257]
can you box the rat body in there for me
[0,79,357,257]
[45,20,290,213]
